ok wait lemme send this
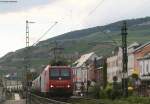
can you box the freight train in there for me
[31,65,73,97]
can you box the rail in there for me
[31,93,71,104]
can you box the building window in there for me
[143,61,145,75]
[140,63,143,76]
[146,64,149,74]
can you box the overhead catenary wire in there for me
[81,0,105,24]
[81,0,120,47]
[64,0,119,47]
[32,21,58,46]
[88,0,105,16]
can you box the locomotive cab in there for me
[49,66,73,96]
[32,65,73,97]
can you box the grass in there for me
[69,96,150,104]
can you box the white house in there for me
[107,47,122,82]
[73,52,100,91]
[107,42,140,83]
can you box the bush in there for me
[105,84,113,99]
[112,82,122,99]
[128,86,134,96]
[101,82,122,100]
[89,82,123,100]
[89,83,113,99]
[88,84,100,99]
[99,88,107,99]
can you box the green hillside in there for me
[0,17,150,75]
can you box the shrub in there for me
[128,86,134,96]
[88,84,100,98]
[99,88,107,99]
[104,84,113,99]
[103,82,122,100]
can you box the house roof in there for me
[74,52,96,67]
[134,41,150,53]
[128,42,139,49]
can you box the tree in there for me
[103,58,107,89]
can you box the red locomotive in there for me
[32,65,73,97]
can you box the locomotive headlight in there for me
[67,85,71,88]
[50,85,54,88]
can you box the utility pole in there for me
[121,21,128,97]
[25,20,35,104]
[25,20,30,104]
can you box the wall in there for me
[107,47,122,83]
[134,44,150,74]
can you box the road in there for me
[0,86,5,102]
[2,93,25,104]
[14,93,21,100]
[2,99,26,104]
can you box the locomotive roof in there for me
[50,65,71,68]
[42,65,71,71]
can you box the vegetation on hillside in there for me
[0,17,150,75]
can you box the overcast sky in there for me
[0,0,150,57]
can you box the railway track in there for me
[31,93,71,104]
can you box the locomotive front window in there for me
[61,69,70,77]
[50,69,59,77]
[50,68,71,80]
[60,69,70,79]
